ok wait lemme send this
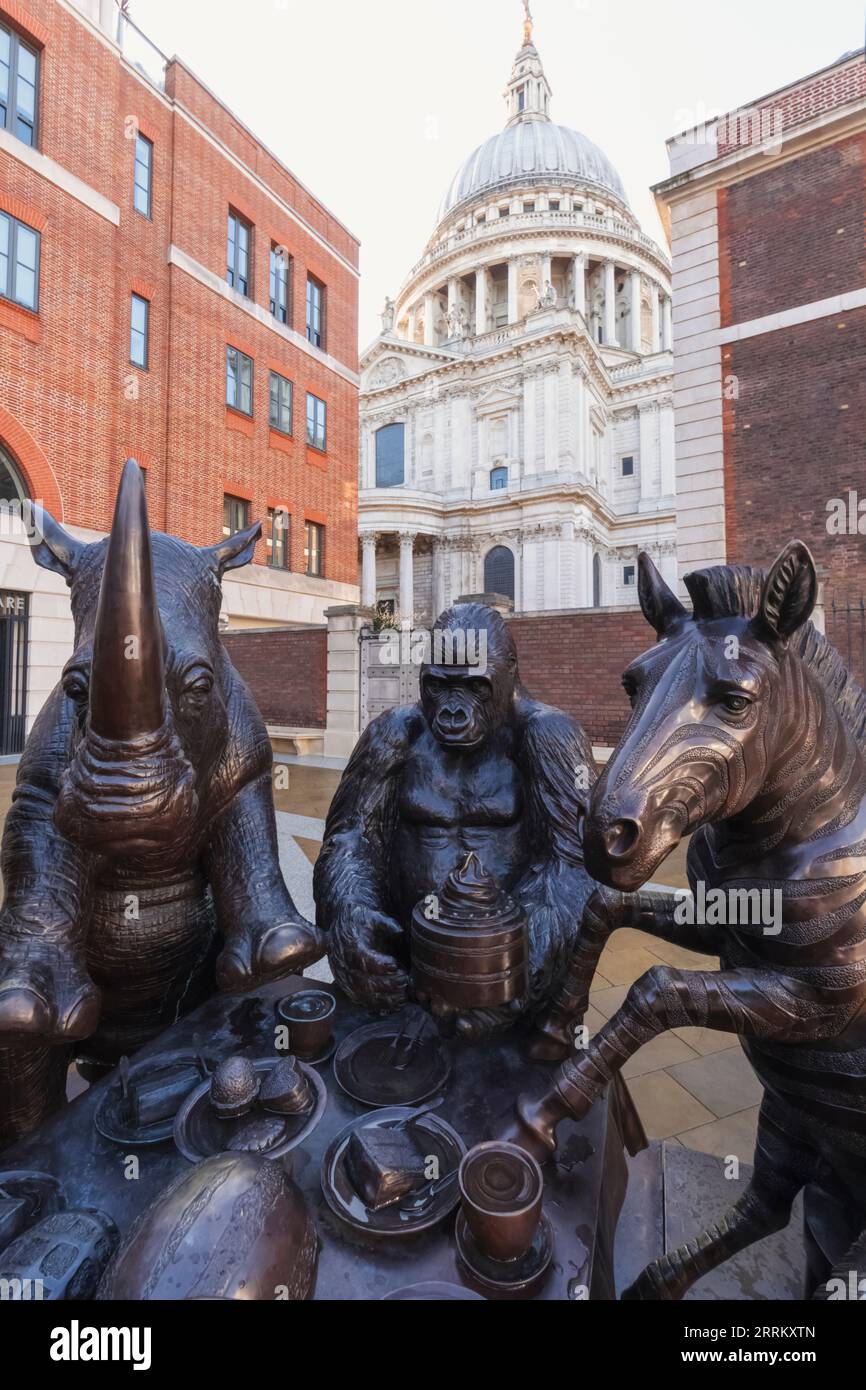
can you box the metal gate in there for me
[827,596,866,690]
[0,591,28,754]
[360,627,420,732]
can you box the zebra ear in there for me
[638,552,687,638]
[755,541,817,644]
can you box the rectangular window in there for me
[223,494,250,537]
[268,507,289,569]
[269,371,293,436]
[0,210,39,311]
[226,345,253,416]
[133,133,152,217]
[227,211,251,296]
[306,392,327,451]
[0,23,38,147]
[306,274,325,348]
[621,455,635,477]
[623,565,636,587]
[130,293,149,369]
[304,520,324,578]
[270,244,291,324]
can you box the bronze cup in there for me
[458,1142,543,1264]
[276,990,336,1061]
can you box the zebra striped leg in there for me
[623,1106,816,1301]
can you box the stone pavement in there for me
[0,758,760,1170]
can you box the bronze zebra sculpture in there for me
[507,542,866,1300]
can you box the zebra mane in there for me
[683,564,866,744]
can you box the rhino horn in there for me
[89,459,166,740]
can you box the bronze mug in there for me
[276,989,336,1060]
[458,1141,543,1263]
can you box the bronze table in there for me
[1,978,630,1301]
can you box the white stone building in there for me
[359,11,676,622]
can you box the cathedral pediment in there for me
[475,385,522,417]
[361,337,461,391]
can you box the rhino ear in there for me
[30,505,84,584]
[201,520,262,578]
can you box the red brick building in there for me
[0,0,359,745]
[654,47,866,676]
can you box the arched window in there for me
[0,444,29,506]
[484,546,515,601]
[490,467,508,491]
[375,423,405,487]
[592,553,602,608]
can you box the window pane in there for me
[134,135,151,215]
[0,213,8,297]
[0,31,10,112]
[240,355,252,414]
[226,347,237,407]
[130,295,148,367]
[14,224,37,308]
[16,43,35,120]
[375,423,405,487]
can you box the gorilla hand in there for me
[328,906,410,1013]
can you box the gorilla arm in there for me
[513,700,597,1009]
[314,707,418,1012]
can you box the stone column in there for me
[399,532,415,621]
[603,261,616,345]
[324,604,374,760]
[432,539,447,618]
[629,270,642,353]
[408,306,418,343]
[522,371,538,477]
[540,252,552,294]
[650,283,660,353]
[639,404,658,505]
[424,292,437,347]
[507,260,519,324]
[447,278,460,316]
[572,253,586,320]
[361,532,378,607]
[475,266,488,335]
[659,396,676,496]
[575,527,593,608]
[662,295,673,351]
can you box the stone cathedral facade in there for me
[358,10,676,623]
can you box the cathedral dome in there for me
[439,120,628,221]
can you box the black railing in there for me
[828,596,866,689]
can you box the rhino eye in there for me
[63,676,88,703]
[183,672,213,697]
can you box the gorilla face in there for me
[422,671,496,750]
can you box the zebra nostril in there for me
[603,819,641,859]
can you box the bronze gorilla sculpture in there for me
[314,602,598,1037]
[0,461,323,1148]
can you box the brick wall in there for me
[718,134,866,324]
[509,609,652,746]
[722,307,866,603]
[0,0,358,583]
[222,627,327,728]
[716,54,866,157]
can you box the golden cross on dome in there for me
[522,0,533,45]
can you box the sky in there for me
[129,0,866,347]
